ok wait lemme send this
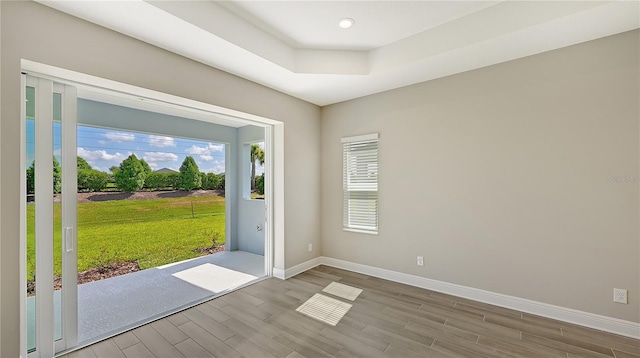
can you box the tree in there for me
[178,156,202,191]
[114,154,146,192]
[144,172,172,190]
[77,169,109,192]
[255,173,265,195]
[201,172,224,190]
[26,161,35,194]
[140,159,152,176]
[77,156,93,170]
[26,156,62,194]
[53,156,62,194]
[250,144,264,191]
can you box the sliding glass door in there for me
[23,75,78,357]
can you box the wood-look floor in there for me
[63,266,640,358]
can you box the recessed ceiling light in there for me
[338,18,354,29]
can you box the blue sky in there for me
[27,123,265,175]
[76,126,227,173]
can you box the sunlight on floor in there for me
[296,293,352,326]
[322,281,363,301]
[172,263,258,293]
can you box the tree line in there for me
[26,155,227,194]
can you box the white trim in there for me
[224,144,232,253]
[272,123,285,274]
[263,125,273,277]
[19,74,27,358]
[343,228,378,235]
[341,133,378,143]
[34,77,55,358]
[283,256,640,339]
[272,268,285,280]
[60,84,78,351]
[276,257,323,280]
[21,60,280,126]
[19,61,285,353]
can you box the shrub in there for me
[26,161,35,194]
[144,172,162,190]
[166,172,180,189]
[200,172,209,189]
[200,173,220,190]
[217,173,225,190]
[178,156,202,191]
[26,157,62,194]
[140,159,152,176]
[77,156,93,170]
[201,172,224,190]
[78,169,109,192]
[53,156,62,194]
[144,172,175,190]
[255,173,265,195]
[114,154,146,192]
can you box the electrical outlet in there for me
[308,243,313,252]
[417,256,424,267]
[614,288,628,304]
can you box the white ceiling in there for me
[38,0,640,106]
[218,1,500,50]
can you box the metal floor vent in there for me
[295,293,352,326]
[322,282,363,301]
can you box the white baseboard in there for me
[279,256,640,339]
[277,257,323,280]
[272,267,285,280]
[272,257,323,280]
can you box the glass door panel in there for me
[25,84,37,354]
[24,76,78,357]
[53,92,63,343]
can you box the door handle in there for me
[64,227,74,253]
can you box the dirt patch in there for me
[28,245,228,295]
[194,244,226,256]
[76,189,224,203]
[28,261,141,296]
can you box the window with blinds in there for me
[342,133,378,234]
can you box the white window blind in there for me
[342,133,378,234]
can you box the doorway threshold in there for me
[42,251,265,354]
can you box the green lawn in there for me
[26,195,225,280]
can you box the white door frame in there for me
[59,82,79,353]
[20,60,284,355]
[22,75,78,358]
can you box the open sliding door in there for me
[23,75,78,357]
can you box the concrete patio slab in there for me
[28,251,264,351]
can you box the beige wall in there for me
[0,2,321,356]
[322,30,639,322]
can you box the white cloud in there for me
[202,160,225,174]
[103,131,135,143]
[186,145,207,155]
[203,165,225,174]
[208,143,224,152]
[147,135,176,148]
[147,162,158,169]
[186,143,224,162]
[77,147,127,162]
[143,152,179,163]
[91,165,109,173]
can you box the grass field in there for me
[26,195,225,280]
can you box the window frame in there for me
[342,133,379,235]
